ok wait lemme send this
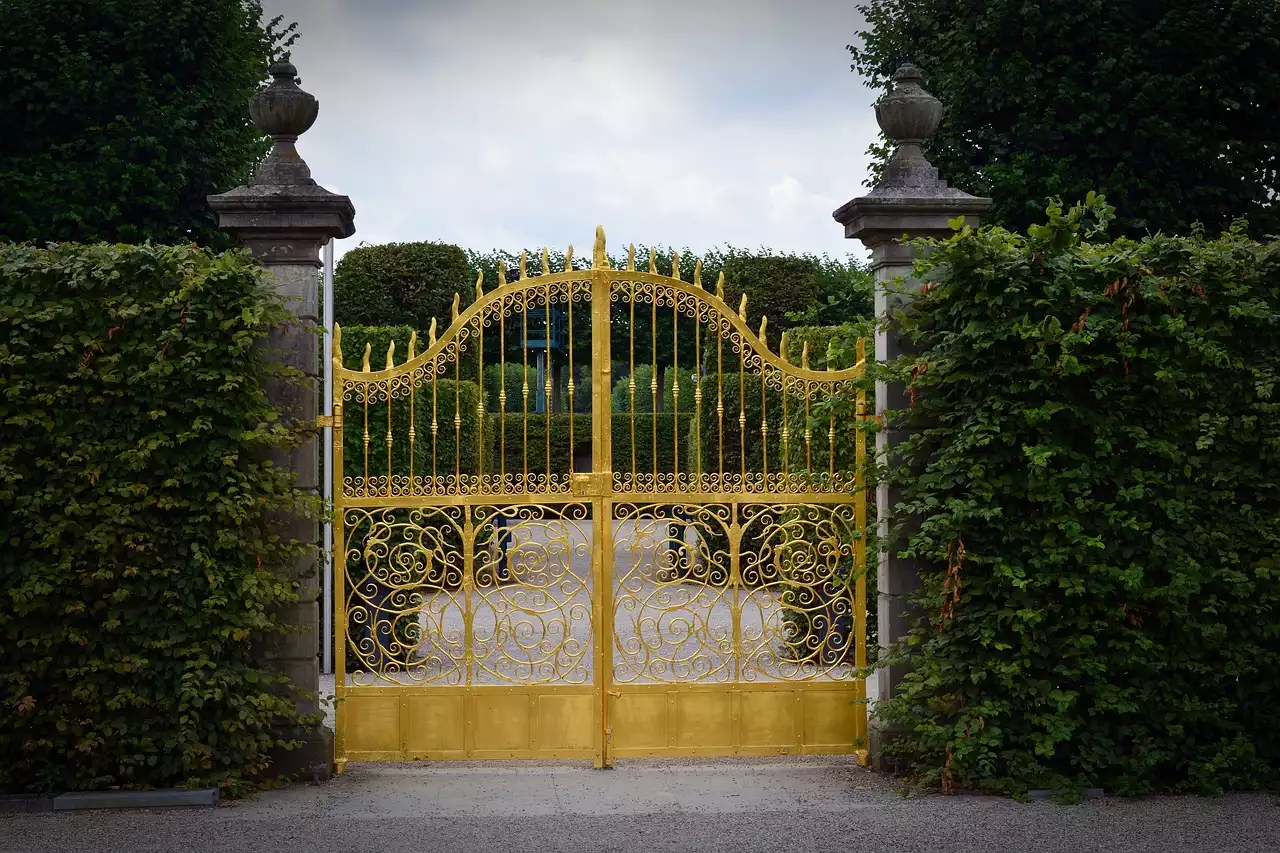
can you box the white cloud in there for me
[262,0,881,263]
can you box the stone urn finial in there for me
[874,62,943,167]
[247,60,319,186]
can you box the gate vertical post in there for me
[832,63,990,770]
[207,61,356,780]
[590,237,615,766]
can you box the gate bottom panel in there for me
[340,685,598,761]
[607,682,866,758]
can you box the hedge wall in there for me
[880,197,1280,796]
[337,325,483,479]
[483,413,678,476]
[333,241,471,330]
[0,243,313,793]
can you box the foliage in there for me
[333,242,472,332]
[877,196,1280,796]
[0,242,316,793]
[721,255,821,335]
[486,413,587,478]
[848,0,1280,239]
[612,364,658,414]
[789,256,875,326]
[0,0,297,248]
[336,325,483,478]
[484,362,537,416]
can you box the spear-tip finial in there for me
[715,272,725,300]
[694,259,702,288]
[541,247,550,275]
[386,340,395,370]
[408,330,418,360]
[519,251,527,280]
[672,251,681,280]
[451,292,460,322]
[429,317,438,346]
[333,323,344,368]
[802,340,810,370]
[497,262,507,286]
[477,270,486,297]
[779,330,790,364]
[738,293,748,321]
[362,342,371,373]
[593,226,608,269]
[627,243,635,272]
[648,248,657,275]
[566,244,574,271]
[759,315,768,348]
[826,339,836,371]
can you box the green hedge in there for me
[337,325,483,479]
[722,254,821,334]
[334,241,471,330]
[482,412,677,476]
[0,243,313,793]
[881,197,1280,796]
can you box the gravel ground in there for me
[2,758,1276,853]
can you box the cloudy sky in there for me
[260,0,881,262]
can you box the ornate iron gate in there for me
[331,228,867,770]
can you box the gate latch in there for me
[571,472,611,497]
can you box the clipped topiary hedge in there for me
[336,325,483,479]
[334,241,471,330]
[880,197,1280,796]
[0,242,315,794]
[721,254,821,334]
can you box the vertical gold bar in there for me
[828,342,836,479]
[477,288,485,479]
[716,323,724,481]
[760,364,768,481]
[854,337,868,751]
[331,375,347,770]
[568,278,576,474]
[590,269,614,766]
[738,340,745,482]
[431,371,438,486]
[462,511,475,691]
[455,342,461,483]
[408,334,417,490]
[672,298,679,484]
[523,292,529,485]
[500,308,506,481]
[629,281,636,478]
[695,314,702,483]
[802,342,812,479]
[780,332,790,492]
[545,287,552,479]
[385,343,394,497]
[651,296,658,480]
[730,503,741,683]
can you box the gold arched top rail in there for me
[332,226,865,386]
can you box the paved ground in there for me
[2,758,1277,853]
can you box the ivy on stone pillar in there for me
[208,61,355,780]
[832,63,991,769]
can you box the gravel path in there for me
[3,758,1276,853]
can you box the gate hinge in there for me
[315,415,335,428]
[571,471,612,497]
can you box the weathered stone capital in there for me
[207,61,355,265]
[835,62,991,260]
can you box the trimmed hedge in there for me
[333,241,471,330]
[0,242,314,793]
[881,197,1280,796]
[722,254,821,334]
[483,413,678,476]
[337,325,483,479]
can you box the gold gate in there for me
[331,228,867,770]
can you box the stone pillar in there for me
[832,64,990,768]
[208,61,355,780]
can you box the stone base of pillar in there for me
[268,724,334,783]
[867,720,911,774]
